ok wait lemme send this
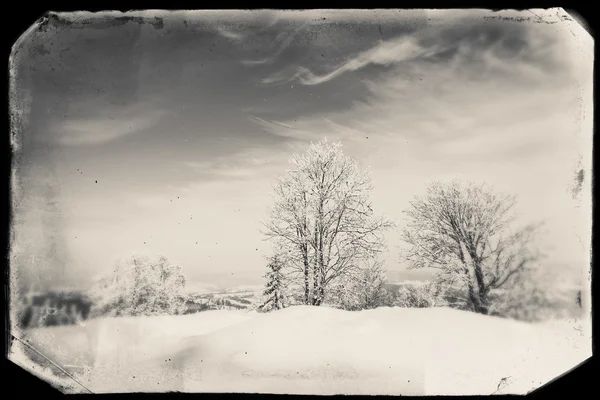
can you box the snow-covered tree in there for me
[326,260,392,310]
[354,260,392,309]
[89,253,188,317]
[394,282,447,308]
[259,255,288,312]
[262,138,394,306]
[400,180,541,314]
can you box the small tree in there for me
[89,253,188,317]
[401,180,541,314]
[351,260,391,310]
[259,256,288,312]
[327,260,391,310]
[394,282,447,308]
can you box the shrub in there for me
[326,262,393,311]
[394,282,447,308]
[89,253,188,317]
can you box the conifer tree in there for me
[259,256,287,312]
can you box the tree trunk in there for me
[467,283,489,314]
[313,257,320,305]
[317,232,325,306]
[459,243,490,315]
[318,273,326,306]
[301,243,311,305]
[470,252,490,315]
[314,284,325,306]
[303,268,310,305]
[304,271,310,305]
[312,214,321,306]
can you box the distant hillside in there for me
[185,285,263,313]
[188,281,436,313]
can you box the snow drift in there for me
[14,306,590,395]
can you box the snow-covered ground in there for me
[10,306,591,395]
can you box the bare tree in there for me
[400,180,541,314]
[262,139,394,306]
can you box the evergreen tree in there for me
[259,256,287,312]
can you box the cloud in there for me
[249,113,369,145]
[182,160,213,170]
[182,147,285,183]
[260,34,433,86]
[184,160,255,178]
[53,102,165,146]
[248,115,296,130]
[260,72,291,85]
[215,26,246,42]
[260,13,572,87]
[306,38,427,85]
[249,19,582,172]
[241,23,307,66]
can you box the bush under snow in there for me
[89,253,188,317]
[393,281,448,309]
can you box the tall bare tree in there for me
[263,139,394,306]
[401,180,541,314]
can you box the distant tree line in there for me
[16,290,93,329]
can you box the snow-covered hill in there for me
[11,306,590,395]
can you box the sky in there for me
[10,9,593,291]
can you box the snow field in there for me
[14,305,590,395]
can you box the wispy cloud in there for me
[248,115,296,130]
[182,147,284,183]
[215,26,246,42]
[248,114,363,144]
[261,34,431,86]
[260,15,572,87]
[241,23,307,66]
[184,160,255,178]
[260,71,292,85]
[53,101,165,146]
[250,20,581,169]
